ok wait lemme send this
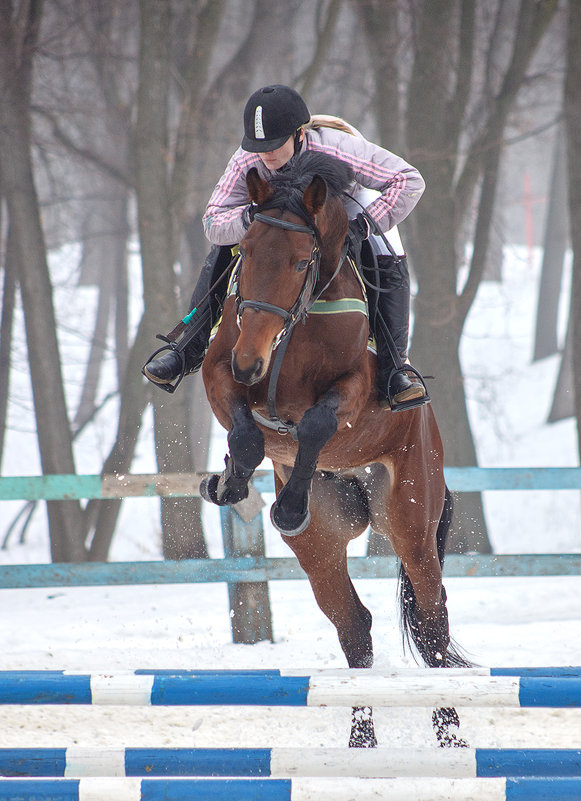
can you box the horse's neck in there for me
[317,247,359,299]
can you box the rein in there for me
[237,207,348,440]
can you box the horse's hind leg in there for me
[278,470,377,748]
[279,472,373,667]
[396,487,468,668]
[394,486,471,747]
[200,400,264,506]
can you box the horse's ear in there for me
[303,174,327,216]
[246,167,274,205]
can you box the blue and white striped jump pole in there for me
[0,777,580,801]
[0,746,579,778]
[1,669,580,708]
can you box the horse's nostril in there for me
[231,352,266,385]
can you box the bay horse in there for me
[200,151,469,747]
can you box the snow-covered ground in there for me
[0,244,579,754]
[0,576,579,751]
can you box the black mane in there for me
[251,152,353,227]
[270,151,353,197]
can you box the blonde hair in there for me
[304,114,357,136]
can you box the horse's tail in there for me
[398,486,471,667]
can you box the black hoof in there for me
[432,707,469,748]
[349,706,377,748]
[200,470,250,507]
[200,474,221,505]
[270,502,311,536]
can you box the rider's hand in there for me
[347,213,370,250]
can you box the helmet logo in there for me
[254,105,265,139]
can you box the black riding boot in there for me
[369,255,429,411]
[144,245,233,386]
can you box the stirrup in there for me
[386,365,431,412]
[142,337,188,394]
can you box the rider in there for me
[144,84,428,410]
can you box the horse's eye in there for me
[294,259,309,272]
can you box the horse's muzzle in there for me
[231,352,265,385]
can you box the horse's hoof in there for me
[349,706,377,748]
[432,707,469,749]
[200,472,249,506]
[270,503,311,536]
[200,474,220,504]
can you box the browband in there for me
[252,212,314,235]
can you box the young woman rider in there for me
[144,84,428,410]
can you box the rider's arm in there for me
[203,149,262,245]
[305,128,425,232]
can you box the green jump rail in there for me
[0,468,580,591]
[2,467,581,501]
[0,554,579,590]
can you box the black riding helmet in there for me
[241,85,310,153]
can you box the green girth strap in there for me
[309,298,368,317]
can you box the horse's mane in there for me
[267,152,353,204]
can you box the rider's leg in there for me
[144,245,233,384]
[370,255,428,409]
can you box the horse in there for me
[200,151,469,748]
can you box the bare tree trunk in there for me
[296,0,343,100]
[73,276,112,433]
[75,192,131,432]
[564,0,581,457]
[0,227,16,468]
[548,324,573,424]
[87,318,150,561]
[533,126,568,362]
[136,0,208,560]
[399,0,488,552]
[352,0,401,151]
[406,0,557,551]
[113,198,130,386]
[0,2,85,561]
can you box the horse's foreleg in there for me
[200,399,264,506]
[291,552,377,749]
[278,470,377,748]
[285,548,377,748]
[270,392,339,535]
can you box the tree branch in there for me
[296,0,343,101]
[169,0,227,249]
[454,0,558,229]
[33,106,133,188]
[445,0,475,148]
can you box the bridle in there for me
[234,206,348,439]
[234,211,322,350]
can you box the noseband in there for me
[235,211,321,349]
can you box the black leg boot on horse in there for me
[367,255,430,412]
[200,400,265,507]
[142,245,234,392]
[270,391,340,536]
